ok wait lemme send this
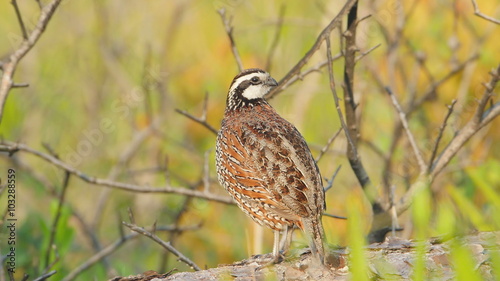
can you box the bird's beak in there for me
[266,77,278,87]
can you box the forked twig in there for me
[44,171,71,270]
[0,0,63,124]
[385,87,428,174]
[123,222,201,271]
[11,0,28,39]
[0,141,234,204]
[61,224,199,281]
[315,128,342,163]
[175,110,218,136]
[471,0,500,25]
[428,99,457,171]
[33,271,57,281]
[265,4,286,71]
[266,0,358,99]
[217,8,244,72]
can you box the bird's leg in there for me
[279,225,294,254]
[272,230,281,263]
[253,230,282,271]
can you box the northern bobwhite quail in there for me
[215,68,327,265]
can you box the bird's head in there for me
[226,68,278,111]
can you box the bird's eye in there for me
[250,77,260,83]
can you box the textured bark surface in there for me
[109,231,500,281]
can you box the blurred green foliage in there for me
[0,0,499,280]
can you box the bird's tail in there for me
[302,217,326,265]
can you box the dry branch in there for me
[265,4,286,72]
[0,0,63,124]
[175,108,218,135]
[471,0,500,25]
[430,64,500,179]
[217,8,244,72]
[123,222,201,271]
[0,141,234,205]
[61,225,199,281]
[428,99,457,170]
[395,64,500,215]
[266,0,358,100]
[385,87,428,175]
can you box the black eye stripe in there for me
[237,80,252,91]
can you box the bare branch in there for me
[123,222,201,271]
[315,128,341,163]
[385,87,428,174]
[393,65,500,221]
[430,64,500,179]
[323,213,347,220]
[0,141,234,205]
[217,8,244,72]
[428,99,457,170]
[274,57,341,95]
[342,0,376,192]
[471,0,500,25]
[33,271,57,281]
[11,82,29,88]
[0,0,63,124]
[45,171,71,270]
[61,225,198,281]
[265,5,286,72]
[92,118,161,231]
[325,37,357,171]
[326,34,375,201]
[355,44,381,63]
[266,0,358,100]
[8,154,114,277]
[412,54,479,110]
[175,108,218,135]
[11,0,28,39]
[324,165,342,193]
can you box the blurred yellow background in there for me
[0,0,499,279]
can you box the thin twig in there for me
[326,37,358,168]
[274,57,341,95]
[0,0,63,124]
[315,128,342,163]
[7,155,111,279]
[397,65,500,215]
[44,171,70,270]
[428,99,457,171]
[471,0,500,25]
[12,82,29,88]
[33,271,57,281]
[160,186,196,271]
[266,0,358,100]
[412,54,479,110]
[217,8,244,72]
[0,141,234,204]
[324,165,342,193]
[341,0,375,192]
[11,0,28,39]
[355,44,381,63]
[123,222,201,271]
[175,108,218,135]
[203,150,211,193]
[430,64,500,179]
[385,87,428,174]
[323,213,347,220]
[61,225,198,281]
[265,4,286,72]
